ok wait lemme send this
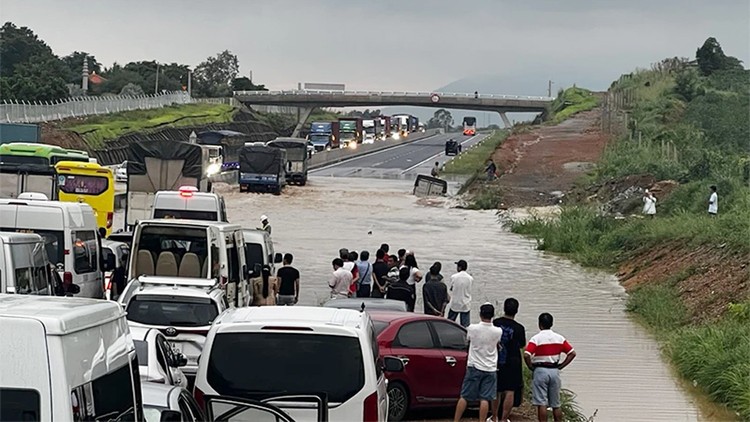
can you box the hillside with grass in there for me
[548,86,600,124]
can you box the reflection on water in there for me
[120,176,708,421]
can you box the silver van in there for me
[0,232,54,295]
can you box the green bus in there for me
[0,143,90,166]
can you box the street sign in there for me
[431,94,440,103]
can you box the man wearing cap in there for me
[453,303,504,422]
[260,215,272,235]
[448,259,473,327]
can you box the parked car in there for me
[368,311,468,421]
[141,382,206,422]
[323,297,408,312]
[131,326,189,388]
[115,162,128,182]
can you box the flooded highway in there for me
[215,176,706,422]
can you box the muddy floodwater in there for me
[117,176,708,421]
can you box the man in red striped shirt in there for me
[524,313,577,422]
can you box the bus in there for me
[55,161,115,235]
[463,116,477,136]
[0,143,90,166]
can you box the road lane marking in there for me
[399,133,486,174]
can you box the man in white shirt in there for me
[453,303,504,422]
[708,185,718,216]
[448,260,473,327]
[329,258,352,298]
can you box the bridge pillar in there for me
[498,112,512,129]
[292,107,313,138]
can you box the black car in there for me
[445,139,461,156]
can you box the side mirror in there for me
[382,356,405,373]
[160,410,182,422]
[170,352,188,368]
[274,253,283,264]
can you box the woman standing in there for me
[251,265,278,306]
[401,254,422,312]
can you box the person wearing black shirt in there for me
[385,267,413,309]
[371,249,390,298]
[491,298,527,422]
[423,262,449,316]
[276,253,300,305]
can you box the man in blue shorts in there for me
[453,303,504,422]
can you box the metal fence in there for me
[0,91,192,124]
[235,89,554,101]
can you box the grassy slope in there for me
[549,87,600,124]
[443,131,507,175]
[63,103,236,147]
[510,66,750,418]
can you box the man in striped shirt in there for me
[524,313,577,422]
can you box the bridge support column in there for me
[498,112,512,129]
[292,107,313,138]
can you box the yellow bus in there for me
[54,161,115,236]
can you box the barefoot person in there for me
[453,303,504,422]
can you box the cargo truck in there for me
[267,137,309,185]
[308,121,339,151]
[392,114,410,138]
[379,116,392,140]
[238,144,287,194]
[409,115,419,133]
[338,117,363,148]
[362,119,381,144]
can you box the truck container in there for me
[379,116,392,140]
[392,114,410,138]
[0,123,41,144]
[267,137,309,185]
[238,144,287,194]
[409,115,419,133]
[308,121,340,151]
[337,117,363,148]
[125,139,209,228]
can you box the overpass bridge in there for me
[234,90,554,135]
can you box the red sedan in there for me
[369,311,468,421]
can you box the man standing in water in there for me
[260,215,272,235]
[491,298,526,422]
[453,303,504,422]
[524,313,577,422]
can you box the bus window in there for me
[59,174,109,195]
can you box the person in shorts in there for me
[524,313,577,422]
[491,298,526,422]
[453,303,503,422]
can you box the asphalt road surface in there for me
[310,132,488,179]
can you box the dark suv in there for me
[445,139,461,156]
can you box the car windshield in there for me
[206,332,364,403]
[126,295,219,327]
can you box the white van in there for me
[128,219,250,307]
[0,232,54,295]
[193,306,393,422]
[0,294,143,421]
[0,196,107,298]
[151,186,227,222]
[242,228,282,277]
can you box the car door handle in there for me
[397,356,410,366]
[445,356,457,366]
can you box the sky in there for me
[2,0,749,97]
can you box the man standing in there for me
[355,250,374,298]
[453,303,504,422]
[448,260,473,327]
[260,215,272,235]
[491,298,526,422]
[423,263,449,316]
[371,249,389,298]
[385,267,414,309]
[329,258,352,299]
[708,185,718,216]
[276,253,299,306]
[524,313,577,422]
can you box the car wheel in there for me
[387,382,409,421]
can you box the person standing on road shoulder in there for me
[453,303,503,422]
[524,313,577,422]
[708,185,719,216]
[276,253,299,306]
[448,260,473,327]
[355,250,374,298]
[642,189,657,218]
[329,258,352,299]
[423,262,449,316]
[491,298,527,422]
[259,215,272,235]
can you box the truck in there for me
[0,123,41,144]
[392,114,410,138]
[125,139,209,228]
[267,137,309,185]
[238,143,287,194]
[362,119,381,144]
[308,121,339,151]
[379,116,392,140]
[337,117,363,148]
[409,115,420,133]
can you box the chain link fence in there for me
[0,91,192,124]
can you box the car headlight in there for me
[349,142,357,149]
[207,163,221,175]
[392,133,400,140]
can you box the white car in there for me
[130,326,188,388]
[115,163,127,182]
[141,382,205,422]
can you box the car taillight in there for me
[106,212,113,228]
[63,272,72,286]
[194,386,206,410]
[363,391,378,422]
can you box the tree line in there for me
[0,22,267,102]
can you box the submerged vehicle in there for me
[238,144,287,194]
[267,137,309,186]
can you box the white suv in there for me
[193,306,399,422]
[119,276,227,380]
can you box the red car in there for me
[369,311,468,421]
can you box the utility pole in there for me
[187,70,192,96]
[81,56,89,95]
[154,62,160,94]
[548,80,554,97]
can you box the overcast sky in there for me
[2,0,748,95]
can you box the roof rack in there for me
[136,275,219,290]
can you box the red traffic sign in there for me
[430,93,440,103]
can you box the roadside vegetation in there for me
[443,131,508,175]
[509,38,750,419]
[548,87,599,124]
[62,103,236,147]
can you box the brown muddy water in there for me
[116,176,715,421]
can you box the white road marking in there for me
[399,133,485,174]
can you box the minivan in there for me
[193,306,398,421]
[242,228,281,277]
[0,232,54,295]
[0,294,143,421]
[151,186,227,222]
[0,195,110,298]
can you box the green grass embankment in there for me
[63,103,236,147]
[549,87,600,124]
[443,131,507,175]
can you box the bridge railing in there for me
[234,90,553,101]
